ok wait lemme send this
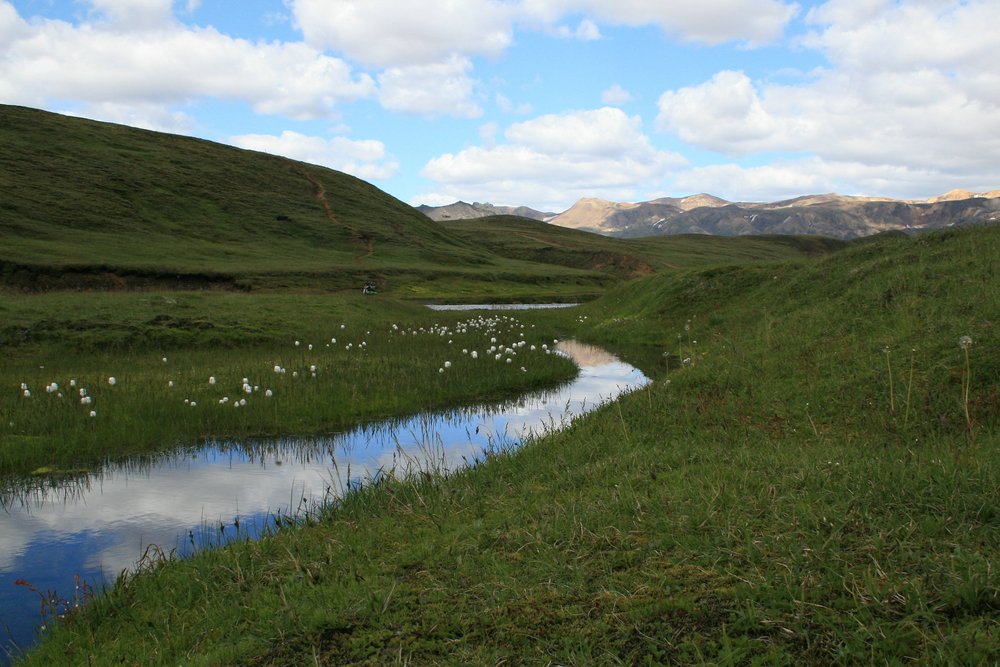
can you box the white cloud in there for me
[520,0,799,45]
[656,70,790,152]
[291,0,515,68]
[553,18,601,40]
[377,56,483,118]
[84,0,177,29]
[0,8,375,121]
[601,84,632,106]
[496,93,533,115]
[656,1,1000,196]
[230,130,399,181]
[290,0,796,71]
[418,107,686,210]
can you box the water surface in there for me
[0,340,646,662]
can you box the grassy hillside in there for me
[440,216,845,280]
[1,105,837,300]
[21,225,998,665]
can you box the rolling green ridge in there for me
[1,104,833,300]
[17,225,998,665]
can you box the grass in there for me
[1,104,836,301]
[0,292,579,477]
[16,225,998,665]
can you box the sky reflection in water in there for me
[0,340,647,662]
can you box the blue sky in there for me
[2,0,997,211]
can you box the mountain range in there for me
[420,191,1000,240]
[416,201,553,222]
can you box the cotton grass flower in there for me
[265,389,273,398]
[959,335,973,349]
[80,396,92,405]
[89,410,97,418]
[108,376,116,386]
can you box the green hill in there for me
[1,105,835,300]
[18,224,998,665]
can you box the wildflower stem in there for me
[962,346,973,434]
[885,347,895,417]
[903,348,916,428]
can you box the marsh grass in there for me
[16,226,1000,665]
[0,294,577,476]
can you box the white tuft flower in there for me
[294,340,300,346]
[89,410,97,417]
[162,357,168,363]
[471,351,478,359]
[444,361,452,368]
[959,335,974,349]
[209,376,216,385]
[22,389,31,398]
[189,401,197,407]
[80,396,92,405]
[168,380,174,387]
[265,389,273,398]
[108,377,116,386]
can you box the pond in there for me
[0,340,648,663]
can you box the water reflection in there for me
[0,341,647,663]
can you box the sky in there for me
[1,0,998,212]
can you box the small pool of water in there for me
[0,341,647,663]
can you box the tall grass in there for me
[0,294,576,476]
[16,226,999,665]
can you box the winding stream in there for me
[0,340,648,662]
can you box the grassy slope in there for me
[439,215,843,281]
[22,225,998,665]
[1,105,836,300]
[0,105,603,297]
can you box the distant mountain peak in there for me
[547,190,1000,240]
[416,201,553,222]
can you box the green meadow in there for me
[3,105,998,664]
[12,225,998,665]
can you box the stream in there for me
[0,339,648,663]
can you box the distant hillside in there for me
[1,105,832,302]
[0,105,618,299]
[548,192,1000,240]
[440,215,845,280]
[416,201,553,222]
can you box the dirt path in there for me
[296,167,374,260]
